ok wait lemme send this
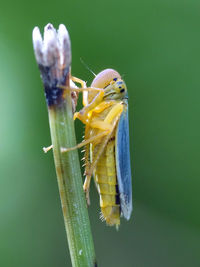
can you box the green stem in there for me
[48,88,96,267]
[32,23,96,266]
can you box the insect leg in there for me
[75,89,115,127]
[83,125,91,205]
[71,76,88,106]
[59,85,102,93]
[43,144,53,153]
[71,76,87,89]
[104,103,124,123]
[88,103,124,132]
[61,130,109,153]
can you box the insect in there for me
[63,68,132,226]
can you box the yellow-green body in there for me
[70,69,132,226]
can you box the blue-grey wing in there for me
[115,102,132,220]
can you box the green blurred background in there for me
[0,0,200,266]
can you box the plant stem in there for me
[48,87,96,267]
[32,24,97,267]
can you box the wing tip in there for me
[120,194,133,220]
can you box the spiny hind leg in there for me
[83,127,112,205]
[82,130,92,205]
[83,174,91,205]
[83,134,113,207]
[61,130,109,153]
[42,128,107,154]
[60,130,109,205]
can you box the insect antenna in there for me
[80,57,96,77]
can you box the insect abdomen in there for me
[94,138,120,226]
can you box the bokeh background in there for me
[0,0,200,266]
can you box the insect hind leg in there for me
[43,144,53,153]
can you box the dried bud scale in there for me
[32,24,77,109]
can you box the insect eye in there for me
[113,78,117,81]
[120,88,125,93]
